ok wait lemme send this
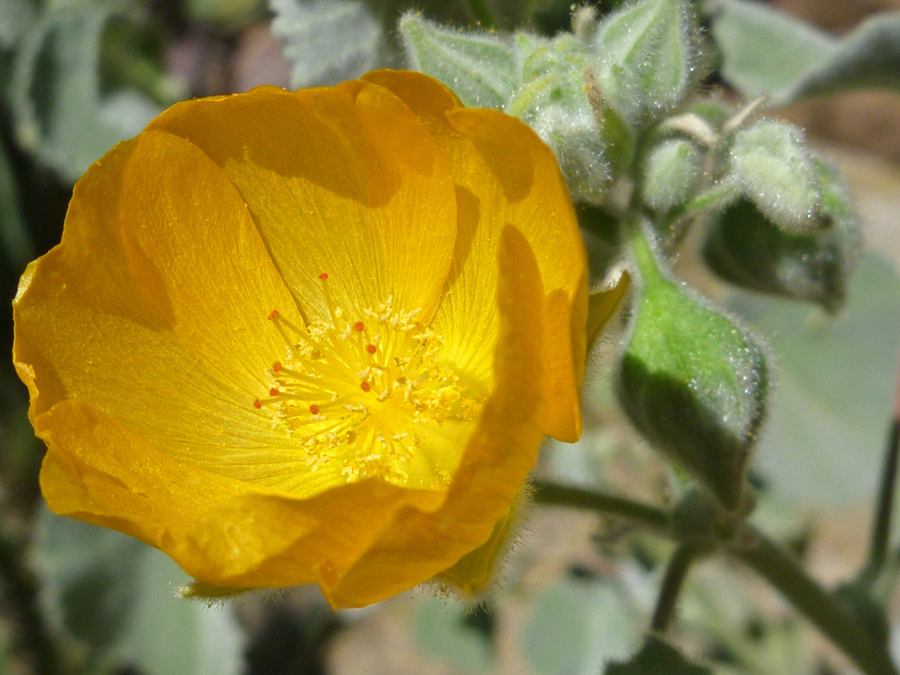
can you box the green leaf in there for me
[270,0,382,88]
[522,578,639,675]
[711,0,900,102]
[710,0,834,101]
[703,158,861,313]
[729,254,900,506]
[399,13,518,108]
[605,635,713,674]
[728,120,822,232]
[790,11,900,99]
[0,0,35,50]
[413,598,494,673]
[33,510,247,675]
[9,2,162,183]
[618,222,769,511]
[641,137,703,212]
[592,0,700,123]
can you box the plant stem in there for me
[862,417,900,584]
[650,543,698,634]
[729,524,898,675]
[464,0,497,28]
[530,480,670,536]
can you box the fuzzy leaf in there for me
[0,0,35,50]
[523,579,639,675]
[712,0,900,102]
[729,254,900,506]
[399,13,518,108]
[33,510,247,675]
[9,3,161,182]
[270,0,382,88]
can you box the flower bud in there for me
[617,222,769,511]
[641,138,704,212]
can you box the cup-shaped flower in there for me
[13,71,588,608]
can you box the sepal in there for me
[591,0,702,124]
[702,163,861,314]
[728,119,823,232]
[617,221,769,511]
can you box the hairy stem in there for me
[530,480,670,535]
[729,524,898,675]
[862,417,900,584]
[650,543,699,634]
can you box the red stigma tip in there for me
[366,344,377,354]
[268,309,280,320]
[318,272,329,280]
[269,388,279,397]
[309,404,320,415]
[360,381,371,392]
[354,321,365,332]
[253,398,262,409]
[272,361,282,372]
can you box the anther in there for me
[366,344,377,354]
[272,361,282,373]
[253,398,262,409]
[309,404,320,415]
[269,388,279,397]
[268,310,280,321]
[318,272,329,280]
[360,381,371,392]
[354,321,365,332]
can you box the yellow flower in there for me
[13,71,588,608]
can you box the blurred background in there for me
[1,0,900,673]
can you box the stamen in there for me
[257,291,479,487]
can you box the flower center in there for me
[254,274,480,487]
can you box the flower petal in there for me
[37,400,444,587]
[322,226,547,607]
[146,81,458,325]
[15,130,355,496]
[362,70,588,442]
